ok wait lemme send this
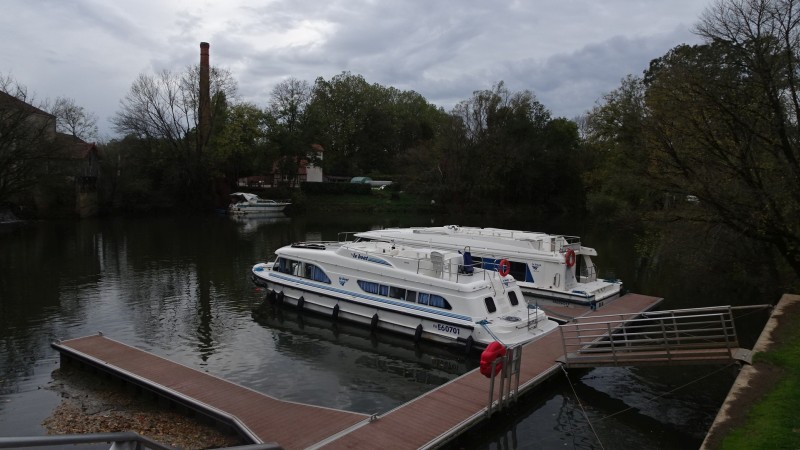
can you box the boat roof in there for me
[277,240,500,290]
[353,225,594,257]
[230,192,259,201]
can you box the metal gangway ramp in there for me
[557,306,764,368]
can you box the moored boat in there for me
[251,240,559,350]
[352,225,623,309]
[229,192,290,214]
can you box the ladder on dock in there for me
[557,306,764,368]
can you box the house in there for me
[237,143,324,188]
[0,91,99,217]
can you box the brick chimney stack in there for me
[199,42,211,151]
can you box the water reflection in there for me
[230,212,290,234]
[250,299,472,412]
[0,212,780,447]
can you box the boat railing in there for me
[290,241,340,250]
[558,235,582,252]
[375,248,503,284]
[580,263,598,283]
[338,231,358,242]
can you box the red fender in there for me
[479,341,507,377]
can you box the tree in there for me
[446,82,575,209]
[266,78,313,185]
[306,72,444,178]
[583,75,656,221]
[112,65,237,206]
[211,102,268,187]
[50,96,99,142]
[0,74,57,207]
[642,0,800,277]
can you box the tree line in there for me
[1,0,798,282]
[102,70,584,214]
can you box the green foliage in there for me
[209,102,268,186]
[305,72,446,177]
[720,315,800,449]
[583,0,800,280]
[300,181,371,195]
[583,75,657,222]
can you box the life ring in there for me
[565,249,576,268]
[479,341,507,378]
[497,259,511,277]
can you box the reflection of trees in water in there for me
[552,395,600,450]
[252,301,470,385]
[0,221,104,397]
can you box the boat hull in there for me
[251,266,555,351]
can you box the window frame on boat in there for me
[484,297,497,313]
[472,256,528,281]
[357,280,452,310]
[275,257,331,284]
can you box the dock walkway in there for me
[52,293,662,450]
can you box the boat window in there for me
[429,294,451,309]
[509,261,526,281]
[418,293,430,305]
[388,286,406,299]
[358,280,381,294]
[484,297,497,313]
[508,291,519,306]
[405,290,417,303]
[276,257,300,275]
[305,264,331,283]
[380,285,389,296]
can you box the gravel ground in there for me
[43,366,243,449]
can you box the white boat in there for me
[251,240,558,350]
[351,225,623,308]
[229,192,290,214]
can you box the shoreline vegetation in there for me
[708,294,800,450]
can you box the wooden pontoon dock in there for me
[53,293,665,450]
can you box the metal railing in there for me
[0,433,283,450]
[486,345,522,418]
[558,305,768,367]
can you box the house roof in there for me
[54,133,99,160]
[0,91,54,118]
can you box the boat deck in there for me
[52,292,662,450]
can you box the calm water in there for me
[0,213,773,449]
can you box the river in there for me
[0,212,775,449]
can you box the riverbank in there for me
[43,365,242,449]
[701,293,800,449]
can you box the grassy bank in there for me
[290,189,439,214]
[713,296,800,449]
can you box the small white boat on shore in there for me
[251,240,558,351]
[229,192,290,215]
[352,225,623,308]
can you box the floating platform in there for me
[52,293,663,450]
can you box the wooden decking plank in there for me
[322,293,663,449]
[53,293,664,450]
[54,335,368,450]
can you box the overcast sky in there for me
[1,0,710,140]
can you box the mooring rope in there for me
[560,364,606,450]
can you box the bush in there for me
[300,182,371,195]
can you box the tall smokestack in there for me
[199,42,211,152]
